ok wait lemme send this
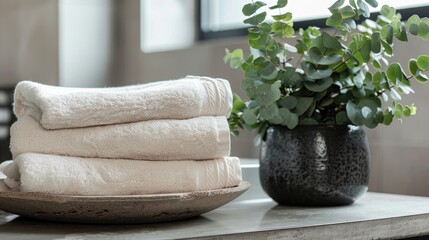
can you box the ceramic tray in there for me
[0,181,250,224]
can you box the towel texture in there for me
[0,153,242,195]
[14,76,233,129]
[11,116,230,161]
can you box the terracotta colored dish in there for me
[0,181,250,224]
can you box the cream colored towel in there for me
[11,116,230,161]
[14,76,233,129]
[0,153,242,195]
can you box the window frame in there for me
[197,1,429,41]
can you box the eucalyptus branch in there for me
[224,0,429,131]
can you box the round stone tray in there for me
[0,181,250,224]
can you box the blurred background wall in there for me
[0,0,428,197]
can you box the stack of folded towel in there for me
[0,76,242,196]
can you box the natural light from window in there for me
[201,0,429,32]
[140,0,194,53]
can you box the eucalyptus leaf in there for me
[242,2,267,16]
[326,12,343,28]
[371,32,381,53]
[295,97,314,115]
[279,108,299,129]
[418,22,429,38]
[394,22,408,42]
[346,101,364,125]
[232,94,246,112]
[241,78,257,98]
[357,0,370,18]
[304,77,334,92]
[244,12,267,25]
[381,40,393,55]
[272,12,292,21]
[381,25,394,44]
[269,0,288,9]
[383,109,393,125]
[341,6,356,18]
[415,72,429,83]
[380,5,395,19]
[335,111,350,125]
[278,96,298,109]
[409,24,419,36]
[306,66,333,80]
[242,108,257,125]
[417,55,429,71]
[406,15,420,29]
[260,104,280,120]
[386,63,404,84]
[364,0,378,8]
[357,97,381,112]
[254,82,282,106]
[322,32,342,49]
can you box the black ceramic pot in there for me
[260,125,370,206]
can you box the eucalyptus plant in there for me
[224,0,429,137]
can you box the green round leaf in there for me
[242,2,267,16]
[279,108,299,129]
[242,108,257,125]
[409,59,419,76]
[364,0,378,7]
[395,22,408,42]
[418,22,429,38]
[269,0,288,9]
[295,97,313,115]
[241,78,257,98]
[340,6,356,18]
[304,77,334,92]
[254,82,282,106]
[386,63,404,84]
[409,23,419,36]
[335,111,350,125]
[375,110,385,123]
[326,12,343,28]
[244,12,267,25]
[346,101,364,125]
[278,96,298,109]
[381,25,394,44]
[357,0,370,18]
[272,12,292,21]
[371,32,381,53]
[260,104,280,120]
[417,55,429,71]
[415,73,429,83]
[357,97,381,112]
[260,63,278,80]
[406,15,420,29]
[383,109,393,125]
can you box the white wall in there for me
[0,0,58,87]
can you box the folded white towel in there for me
[11,116,230,161]
[0,153,242,195]
[14,76,233,129]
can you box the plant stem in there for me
[333,38,370,72]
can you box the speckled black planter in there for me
[260,125,370,206]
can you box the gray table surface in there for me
[0,192,429,240]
